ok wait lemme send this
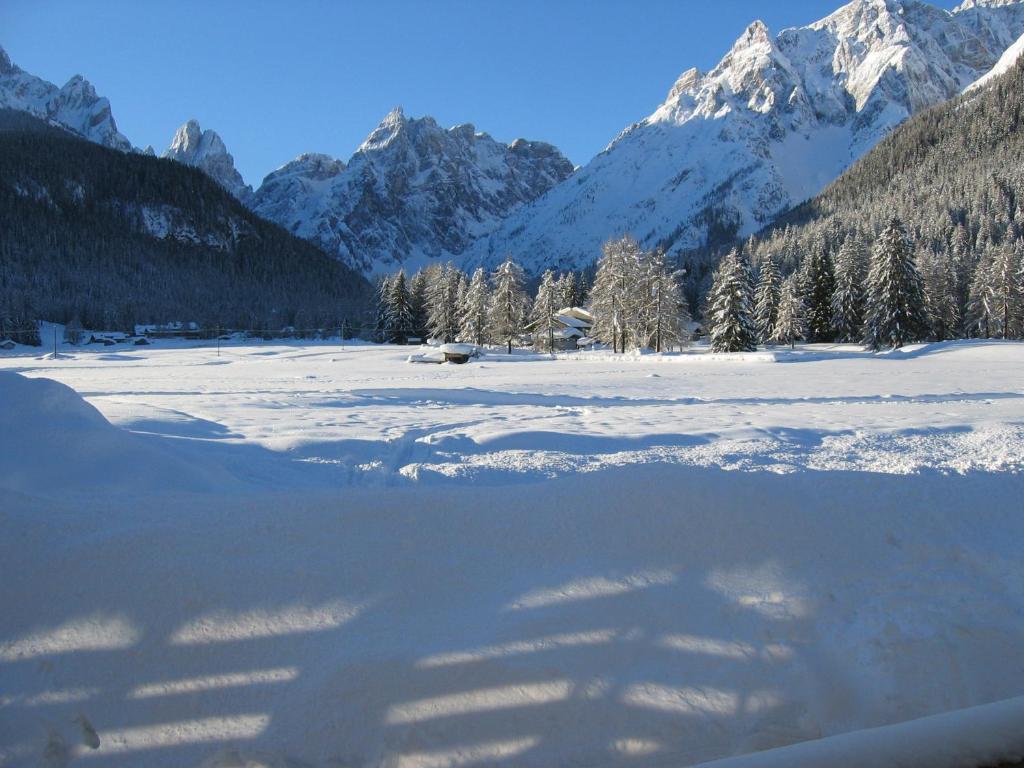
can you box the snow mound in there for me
[694,695,1024,768]
[0,371,224,495]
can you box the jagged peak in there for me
[0,45,14,75]
[732,19,773,50]
[58,74,98,99]
[666,67,703,102]
[955,0,1023,11]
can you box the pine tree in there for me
[863,217,928,350]
[374,274,393,343]
[426,264,462,343]
[753,254,781,343]
[556,273,578,310]
[488,258,528,354]
[530,269,561,352]
[967,251,996,338]
[408,270,429,341]
[643,249,690,352]
[920,249,959,342]
[803,240,836,342]
[589,236,642,352]
[771,275,806,349]
[989,241,1023,339]
[831,234,867,342]
[708,249,757,353]
[384,270,414,344]
[458,268,490,345]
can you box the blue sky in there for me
[2,0,959,185]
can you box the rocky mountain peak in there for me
[251,111,575,274]
[463,0,1024,276]
[163,119,251,201]
[0,48,133,152]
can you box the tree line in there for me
[376,236,691,353]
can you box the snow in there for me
[965,31,1024,91]
[692,695,1024,768]
[1,339,1024,767]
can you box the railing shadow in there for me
[4,464,1024,767]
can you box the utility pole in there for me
[53,326,58,360]
[216,327,221,357]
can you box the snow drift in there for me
[0,371,226,495]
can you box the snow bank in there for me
[0,371,225,495]
[694,695,1024,768]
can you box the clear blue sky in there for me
[2,0,959,186]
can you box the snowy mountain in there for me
[0,45,132,152]
[162,119,252,201]
[250,107,575,275]
[966,29,1024,90]
[463,0,1024,274]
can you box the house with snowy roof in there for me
[550,307,595,350]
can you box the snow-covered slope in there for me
[250,107,575,274]
[966,29,1024,90]
[162,119,252,201]
[464,0,1024,274]
[0,45,132,151]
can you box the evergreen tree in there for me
[408,270,429,341]
[753,254,781,343]
[863,217,928,350]
[589,236,642,352]
[458,268,490,346]
[529,269,561,352]
[556,273,578,310]
[384,270,413,344]
[920,249,959,342]
[989,241,1023,339]
[488,258,528,354]
[967,252,996,338]
[426,264,462,343]
[771,275,806,349]
[831,234,867,342]
[643,249,690,352]
[803,240,836,342]
[708,249,757,353]
[374,274,393,343]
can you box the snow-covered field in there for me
[2,340,1024,767]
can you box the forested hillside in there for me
[0,111,370,340]
[730,56,1024,339]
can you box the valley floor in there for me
[1,341,1023,767]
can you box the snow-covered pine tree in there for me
[753,254,781,343]
[590,236,642,352]
[988,241,1023,339]
[708,249,757,353]
[384,269,414,344]
[804,239,836,342]
[556,273,577,311]
[488,258,528,354]
[426,263,462,343]
[771,274,806,348]
[830,233,867,342]
[967,251,995,338]
[644,249,690,352]
[409,270,429,341]
[863,217,928,350]
[458,268,490,345]
[374,274,393,343]
[919,249,959,342]
[529,269,561,352]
